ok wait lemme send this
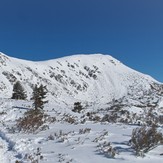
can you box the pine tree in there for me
[31,84,48,110]
[12,81,27,100]
[72,102,83,113]
[39,84,48,102]
[17,84,48,133]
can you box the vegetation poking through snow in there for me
[15,84,55,133]
[130,125,163,156]
[24,147,43,163]
[97,141,116,158]
[17,109,46,133]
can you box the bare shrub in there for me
[93,131,108,142]
[64,116,76,124]
[48,134,55,140]
[61,114,76,124]
[15,161,21,163]
[17,109,46,133]
[79,128,91,134]
[0,111,7,115]
[130,125,163,156]
[101,114,118,123]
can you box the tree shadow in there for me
[12,106,30,110]
[112,141,135,154]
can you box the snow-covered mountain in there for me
[0,52,163,107]
[1,52,163,163]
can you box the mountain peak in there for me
[0,52,162,107]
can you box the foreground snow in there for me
[1,123,163,163]
[0,99,163,163]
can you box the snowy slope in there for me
[0,52,163,162]
[0,52,162,107]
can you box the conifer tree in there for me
[31,84,48,110]
[72,102,83,113]
[12,81,27,100]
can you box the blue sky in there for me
[0,0,163,82]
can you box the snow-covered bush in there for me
[51,130,69,143]
[86,112,101,122]
[130,125,163,156]
[101,113,119,123]
[64,116,76,124]
[61,113,77,124]
[24,147,43,163]
[93,131,108,142]
[79,128,91,134]
[97,141,116,158]
[0,111,7,115]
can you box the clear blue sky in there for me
[0,0,163,82]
